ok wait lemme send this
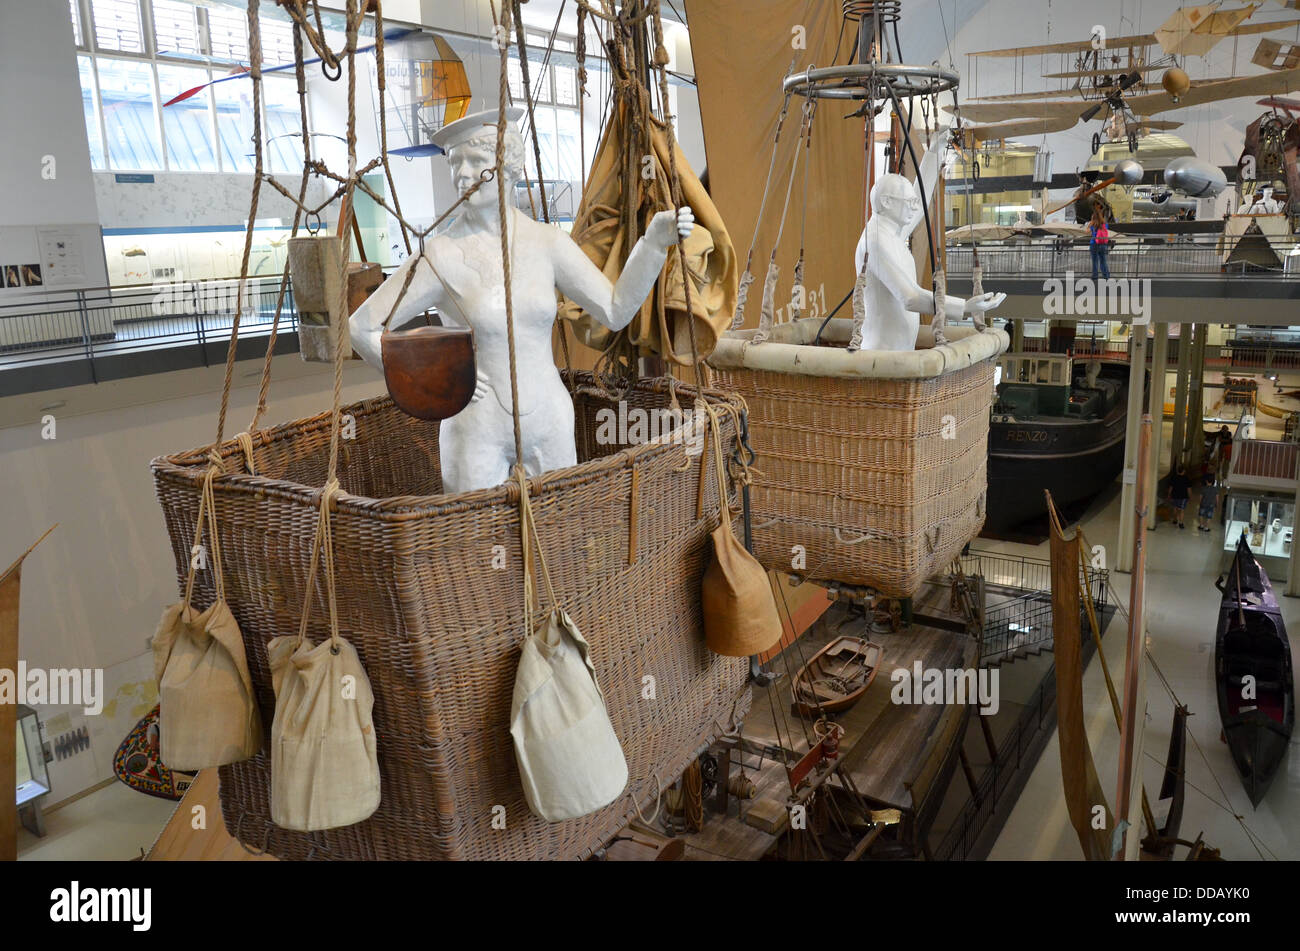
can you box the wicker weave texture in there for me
[151,374,750,860]
[711,362,996,595]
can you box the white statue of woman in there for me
[852,125,1005,350]
[350,109,694,493]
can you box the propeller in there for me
[1079,70,1145,122]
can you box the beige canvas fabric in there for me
[152,463,261,771]
[685,0,865,331]
[267,634,381,831]
[559,102,738,366]
[510,608,629,822]
[152,601,261,770]
[709,320,1010,381]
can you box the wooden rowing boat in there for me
[1215,534,1296,808]
[791,636,883,718]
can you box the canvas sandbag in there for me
[267,477,382,832]
[510,607,629,822]
[151,599,261,770]
[699,404,783,657]
[151,460,261,771]
[267,633,381,831]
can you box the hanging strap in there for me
[295,478,343,651]
[182,453,227,610]
[515,466,559,636]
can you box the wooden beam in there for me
[1,527,55,862]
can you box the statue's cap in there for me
[431,107,525,154]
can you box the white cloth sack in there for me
[268,634,381,831]
[510,608,628,822]
[152,600,262,771]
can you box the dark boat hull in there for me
[985,399,1127,531]
[1215,537,1296,807]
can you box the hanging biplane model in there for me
[950,3,1300,149]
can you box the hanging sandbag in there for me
[559,100,738,366]
[509,467,628,822]
[700,404,782,657]
[268,479,381,832]
[511,609,629,822]
[151,460,261,771]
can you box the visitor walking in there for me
[1089,206,1111,280]
[1168,462,1192,529]
[1197,472,1220,533]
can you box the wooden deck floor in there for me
[683,583,978,860]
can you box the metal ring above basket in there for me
[783,63,959,101]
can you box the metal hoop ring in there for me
[784,63,959,102]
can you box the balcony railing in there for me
[947,242,1300,279]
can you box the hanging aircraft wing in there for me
[1123,65,1300,115]
[966,115,1082,143]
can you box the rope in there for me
[511,0,551,224]
[247,16,312,434]
[182,453,227,610]
[493,0,525,471]
[212,0,266,454]
[373,5,412,256]
[650,0,704,384]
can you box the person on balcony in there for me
[1089,206,1111,281]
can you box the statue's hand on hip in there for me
[471,366,491,404]
[646,207,696,248]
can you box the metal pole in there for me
[1146,324,1168,530]
[1171,322,1192,467]
[1115,414,1151,859]
[1117,327,1148,571]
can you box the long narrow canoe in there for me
[1215,535,1296,808]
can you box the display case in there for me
[14,704,50,837]
[1223,491,1295,560]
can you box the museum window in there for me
[508,30,586,187]
[71,0,311,174]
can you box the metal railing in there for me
[956,549,1108,667]
[931,671,1061,861]
[0,276,302,393]
[0,276,295,363]
[1011,333,1300,372]
[947,242,1300,279]
[958,548,1054,595]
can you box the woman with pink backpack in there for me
[1089,205,1111,280]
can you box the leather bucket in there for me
[381,326,477,421]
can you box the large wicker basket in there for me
[708,320,1010,596]
[151,373,750,860]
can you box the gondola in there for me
[1214,535,1296,807]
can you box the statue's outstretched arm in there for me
[348,249,445,369]
[872,246,982,320]
[905,124,953,237]
[552,208,695,332]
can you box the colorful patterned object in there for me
[112,705,194,802]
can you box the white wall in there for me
[0,0,98,228]
[94,171,335,230]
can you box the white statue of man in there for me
[852,125,1005,350]
[350,108,694,493]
